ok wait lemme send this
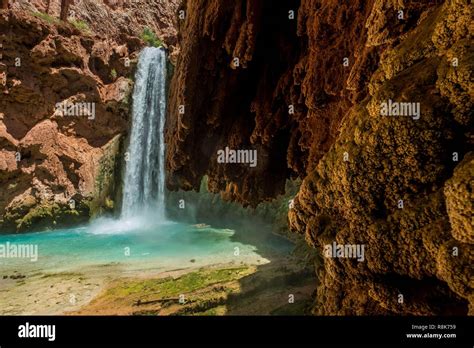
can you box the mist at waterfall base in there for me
[0,47,292,274]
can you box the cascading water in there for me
[121,47,167,221]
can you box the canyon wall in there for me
[0,0,179,232]
[166,0,473,315]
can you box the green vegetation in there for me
[105,267,251,301]
[141,27,162,47]
[14,203,59,231]
[70,19,91,33]
[14,203,81,232]
[30,11,91,34]
[3,199,91,233]
[110,69,118,80]
[31,11,60,25]
[76,266,255,315]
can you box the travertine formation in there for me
[166,0,473,315]
[0,0,179,232]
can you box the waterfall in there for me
[121,47,167,221]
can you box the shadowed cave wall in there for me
[165,0,473,315]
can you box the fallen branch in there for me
[134,297,180,306]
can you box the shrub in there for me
[141,27,162,47]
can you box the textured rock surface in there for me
[445,153,474,244]
[0,1,178,232]
[166,0,473,314]
[12,0,179,50]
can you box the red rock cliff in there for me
[0,0,179,232]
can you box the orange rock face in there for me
[0,1,178,232]
[166,0,473,315]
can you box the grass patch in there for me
[30,12,92,35]
[141,27,162,47]
[105,267,251,301]
[70,19,91,33]
[31,11,60,25]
